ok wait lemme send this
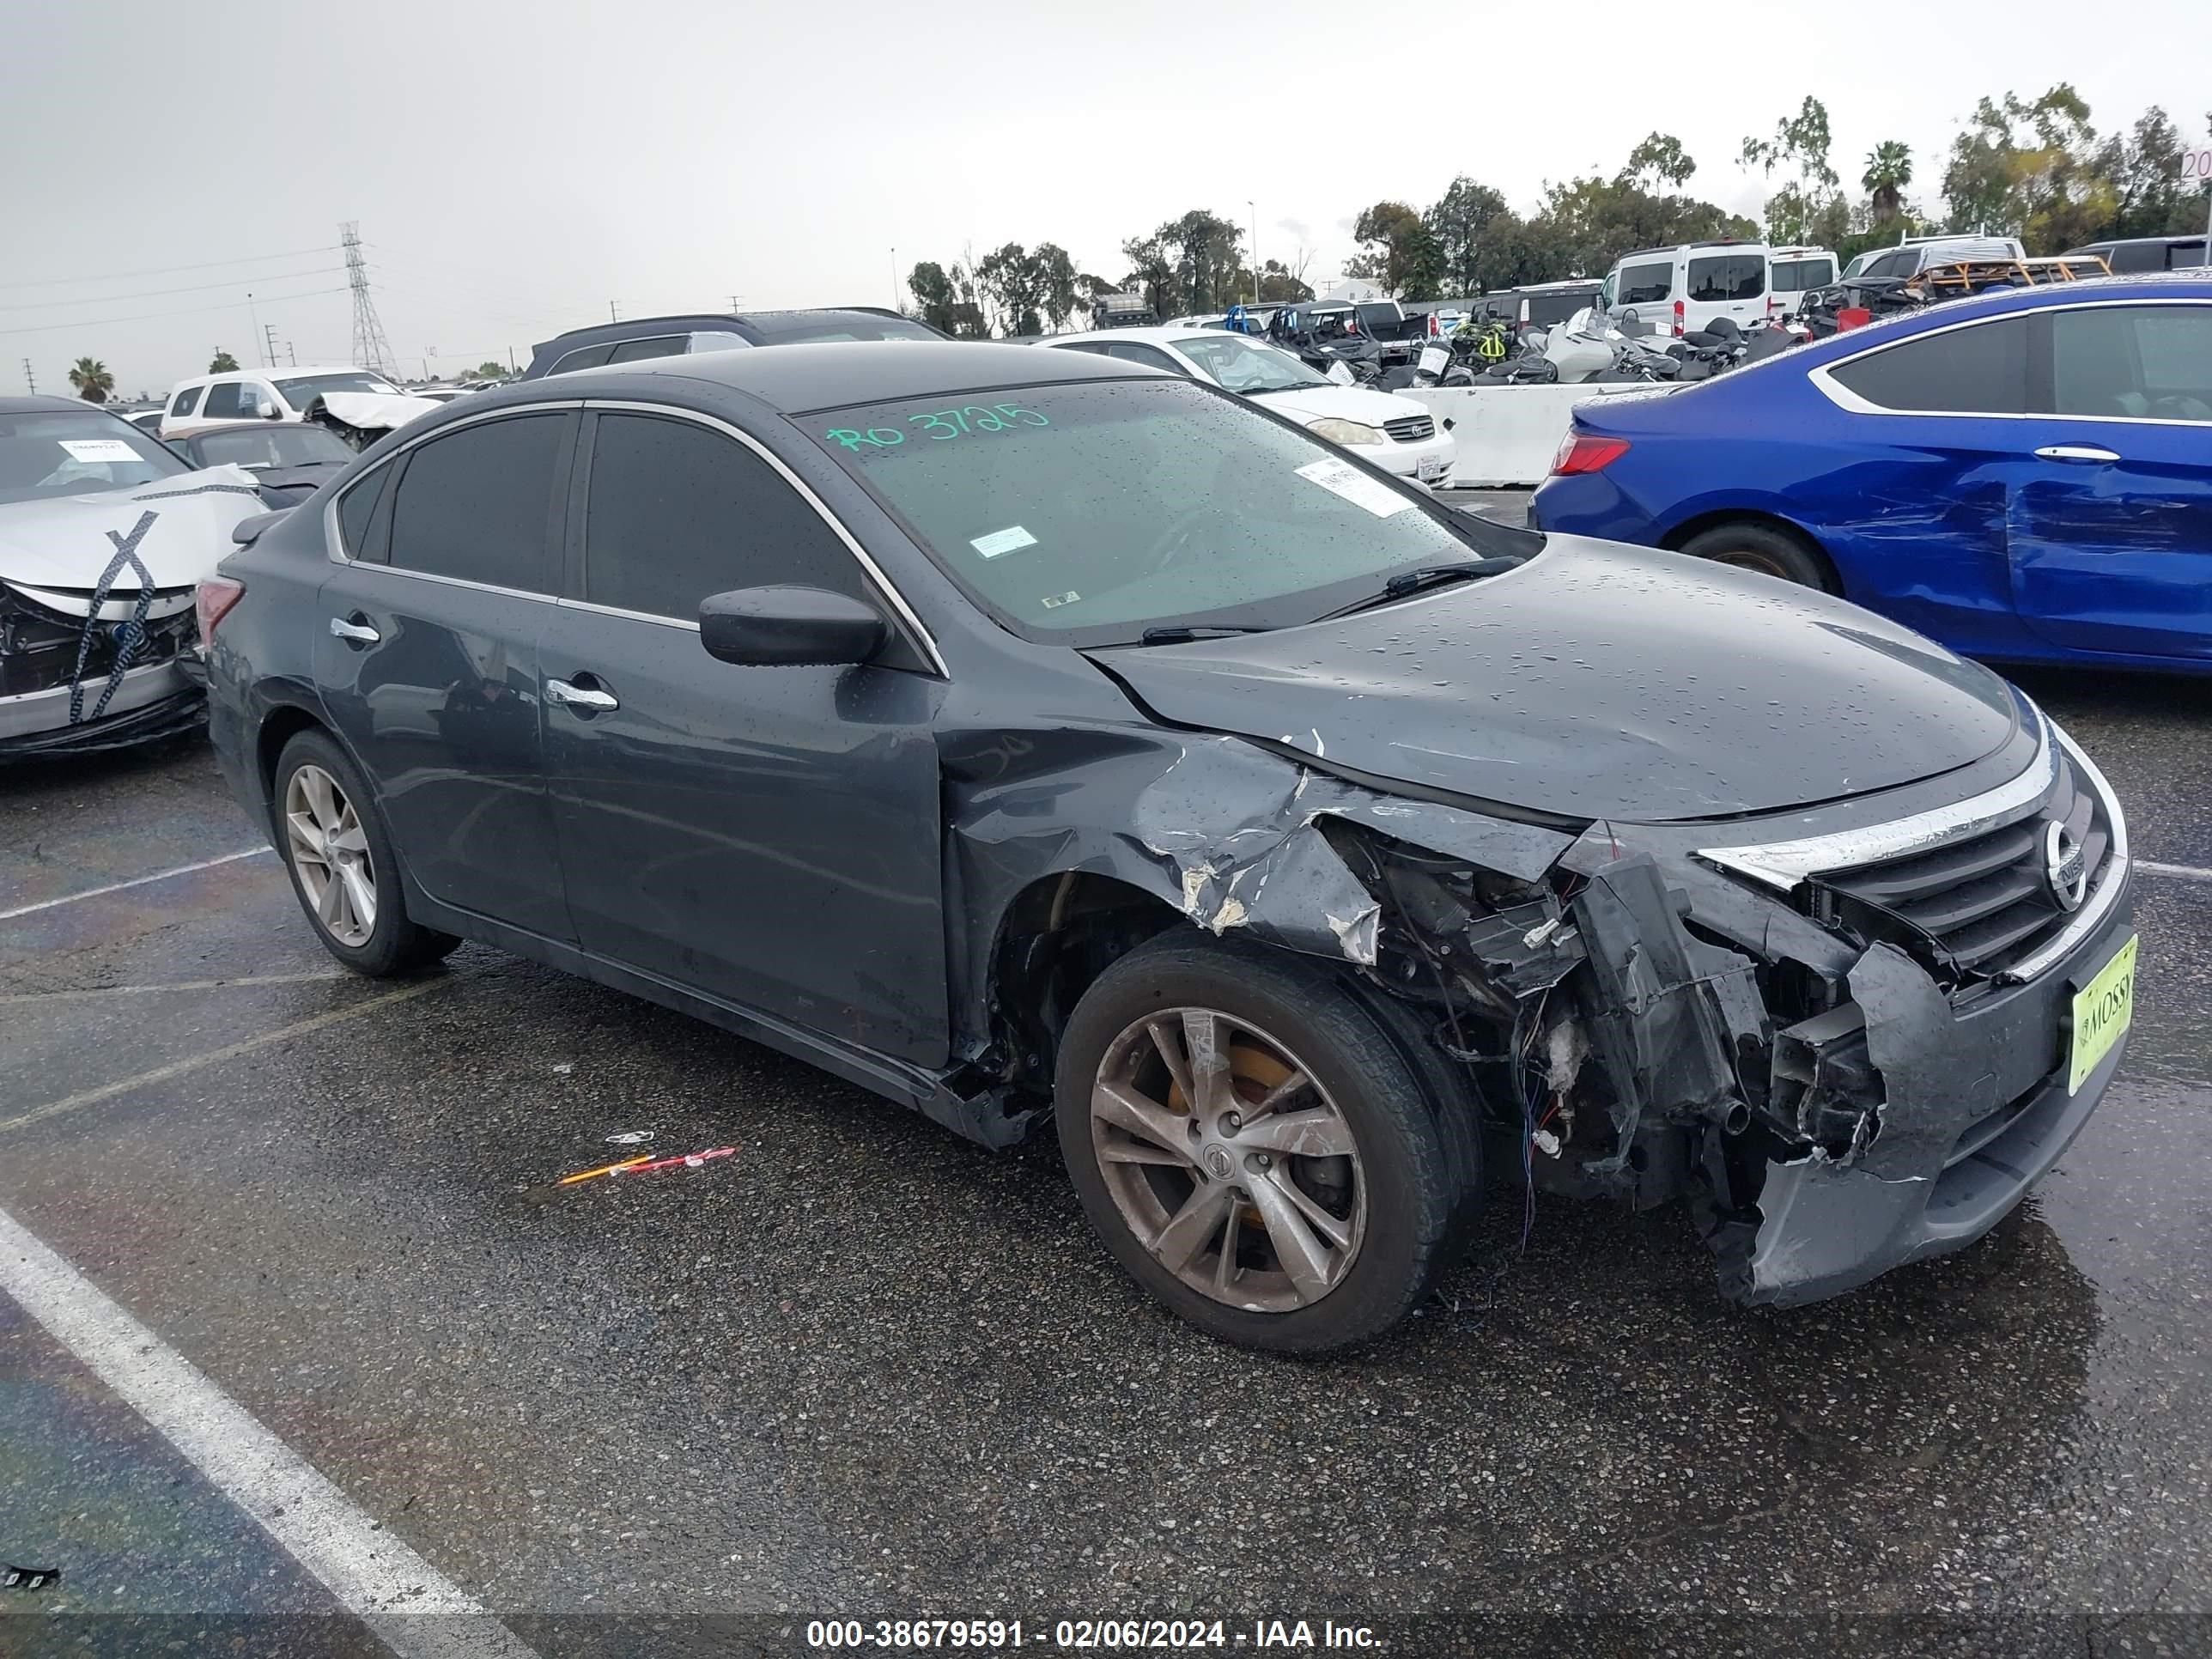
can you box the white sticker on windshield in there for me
[58,439,138,463]
[1295,458,1413,519]
[970,525,1039,559]
[1039,591,1081,609]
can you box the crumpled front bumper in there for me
[0,660,206,760]
[1734,886,2134,1305]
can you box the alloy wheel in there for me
[1090,1007,1367,1314]
[283,763,377,948]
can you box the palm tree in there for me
[1863,141,1914,227]
[67,357,115,404]
[209,349,240,373]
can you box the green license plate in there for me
[2069,933,2138,1094]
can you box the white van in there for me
[1599,240,1771,337]
[1765,246,1838,318]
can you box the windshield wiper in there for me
[1136,623,1276,646]
[1314,557,1525,622]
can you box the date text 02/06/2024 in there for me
[803,1618,1381,1650]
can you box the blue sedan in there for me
[1532,276,2212,672]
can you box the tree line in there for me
[905,86,2210,337]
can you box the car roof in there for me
[503,339,1157,416]
[0,395,118,416]
[530,308,943,356]
[1796,271,2212,357]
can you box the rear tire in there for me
[1054,933,1467,1353]
[1680,520,1832,590]
[272,729,458,977]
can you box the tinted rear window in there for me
[1687,254,1765,301]
[386,414,565,591]
[1771,258,1834,292]
[1827,317,2030,414]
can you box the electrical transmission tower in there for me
[341,222,397,378]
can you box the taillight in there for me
[1551,433,1630,476]
[195,577,245,641]
[1672,299,1686,337]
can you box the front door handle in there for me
[2033,444,2120,464]
[328,616,380,646]
[544,677,618,712]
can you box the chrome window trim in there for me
[1808,295,2212,423]
[338,564,559,605]
[1698,707,2058,890]
[580,398,950,677]
[554,596,699,633]
[322,398,586,566]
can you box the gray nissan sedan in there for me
[200,341,2136,1352]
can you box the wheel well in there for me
[255,704,325,799]
[1659,510,1840,593]
[988,873,1183,1091]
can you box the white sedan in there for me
[1038,326,1457,487]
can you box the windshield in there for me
[805,379,1524,646]
[1171,335,1327,393]
[0,410,189,506]
[273,371,400,407]
[192,425,356,469]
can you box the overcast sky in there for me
[6,0,2209,397]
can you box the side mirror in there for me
[698,585,886,667]
[263,404,284,420]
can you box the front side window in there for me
[272,371,401,410]
[605,335,687,366]
[548,343,617,376]
[686,331,751,355]
[1170,335,1326,392]
[2106,243,2164,275]
[0,409,188,506]
[1827,316,2031,414]
[1687,254,1765,301]
[581,412,860,620]
[386,414,565,591]
[201,381,250,419]
[1105,342,1183,373]
[169,386,203,416]
[2051,305,2212,421]
[805,380,1519,646]
[1616,262,1673,307]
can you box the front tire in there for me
[1054,933,1466,1352]
[272,729,457,977]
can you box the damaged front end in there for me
[0,576,204,757]
[975,702,2135,1310]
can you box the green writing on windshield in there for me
[826,404,1048,453]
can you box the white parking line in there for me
[2139,859,2212,884]
[0,980,446,1136]
[0,1204,540,1659]
[0,971,347,1006]
[0,846,275,922]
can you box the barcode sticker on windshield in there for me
[58,440,139,463]
[970,525,1038,559]
[1295,458,1413,519]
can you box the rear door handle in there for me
[2033,444,2120,464]
[544,677,618,712]
[328,616,380,646]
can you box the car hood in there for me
[0,465,265,613]
[1246,383,1425,428]
[1085,535,2021,823]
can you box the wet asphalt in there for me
[2,664,2209,1656]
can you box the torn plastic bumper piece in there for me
[1735,903,2136,1306]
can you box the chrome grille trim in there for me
[1697,708,2058,890]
